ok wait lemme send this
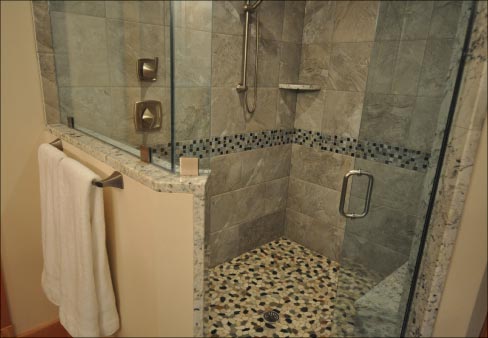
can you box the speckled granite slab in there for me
[46,123,207,336]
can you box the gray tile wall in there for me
[207,1,306,266]
[286,1,379,263]
[47,1,171,148]
[285,0,462,277]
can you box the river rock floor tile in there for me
[205,238,382,337]
[205,238,339,337]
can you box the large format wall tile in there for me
[299,43,331,87]
[287,177,345,229]
[285,208,344,261]
[244,88,278,132]
[51,12,110,86]
[418,39,455,97]
[322,90,364,138]
[429,1,462,39]
[367,40,399,94]
[33,1,54,53]
[211,0,244,36]
[208,153,243,196]
[238,211,285,254]
[211,33,243,87]
[279,42,301,84]
[332,1,379,43]
[391,40,426,96]
[107,19,166,86]
[58,86,112,135]
[257,1,285,41]
[241,145,291,186]
[50,1,106,17]
[38,53,61,123]
[210,183,266,233]
[360,93,416,146]
[253,38,281,87]
[294,91,325,131]
[346,197,416,256]
[174,28,212,87]
[406,96,443,152]
[401,1,434,40]
[276,91,297,129]
[282,1,306,43]
[375,1,406,41]
[265,177,289,214]
[105,1,165,25]
[174,87,210,140]
[341,232,408,278]
[173,1,212,32]
[208,225,240,266]
[210,87,245,136]
[351,159,424,215]
[302,1,335,44]
[290,144,353,191]
[327,42,373,92]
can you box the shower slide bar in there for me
[49,138,124,189]
[339,169,374,218]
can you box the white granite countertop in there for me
[47,124,208,196]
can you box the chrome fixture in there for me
[137,57,158,81]
[339,169,374,218]
[236,0,263,114]
[92,171,124,189]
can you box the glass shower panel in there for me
[48,1,172,169]
[171,1,213,172]
[334,1,473,337]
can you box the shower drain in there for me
[263,310,280,323]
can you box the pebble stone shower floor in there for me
[205,238,381,337]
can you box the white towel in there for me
[38,143,66,305]
[57,157,119,337]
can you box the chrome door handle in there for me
[339,169,374,219]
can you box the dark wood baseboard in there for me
[481,314,488,338]
[18,320,70,338]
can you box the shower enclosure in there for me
[43,0,480,336]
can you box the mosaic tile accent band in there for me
[153,129,431,172]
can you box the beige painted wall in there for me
[1,1,194,336]
[433,119,488,337]
[1,1,59,333]
[60,141,194,337]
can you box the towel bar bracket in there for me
[92,171,124,189]
[49,138,124,189]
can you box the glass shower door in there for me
[333,1,474,336]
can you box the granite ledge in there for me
[47,124,208,196]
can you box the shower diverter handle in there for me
[339,169,374,219]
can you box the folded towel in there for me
[38,143,66,305]
[57,157,119,337]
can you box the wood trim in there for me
[1,265,15,337]
[481,314,488,338]
[0,325,15,338]
[18,320,70,338]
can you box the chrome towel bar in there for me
[48,138,124,189]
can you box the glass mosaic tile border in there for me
[153,128,431,172]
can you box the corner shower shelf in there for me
[278,83,321,91]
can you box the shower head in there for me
[243,0,263,12]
